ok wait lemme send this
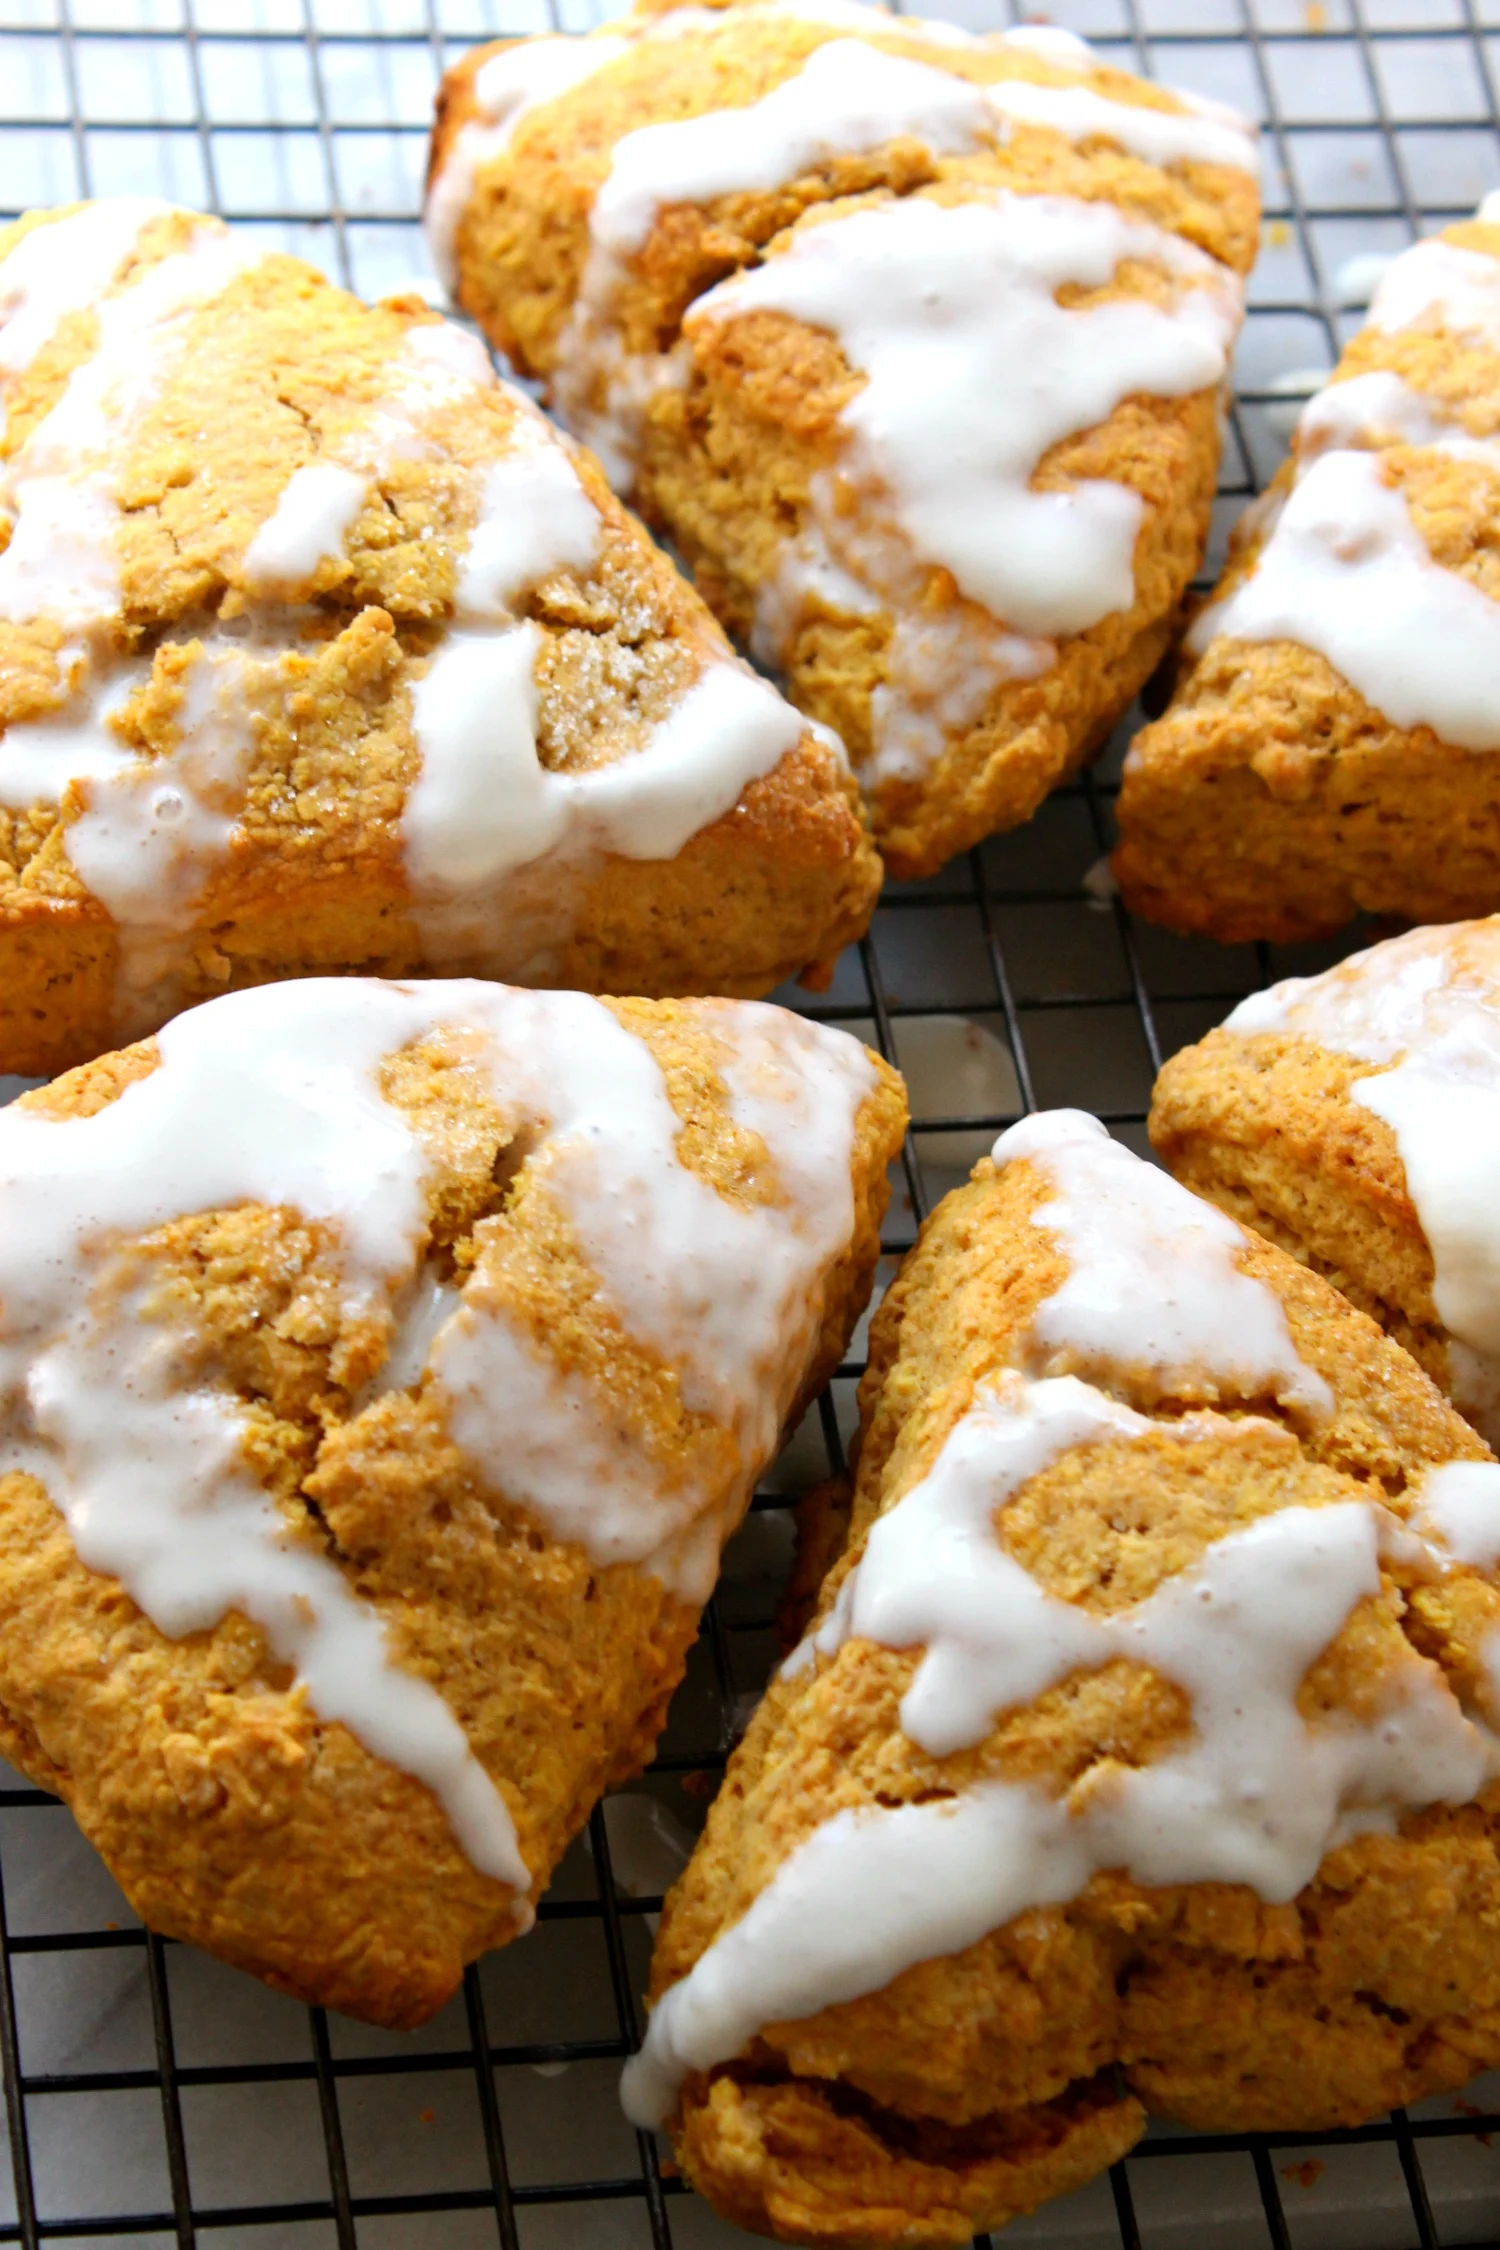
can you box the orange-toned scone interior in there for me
[630,1114,1500,2248]
[1151,917,1500,1447]
[1114,213,1500,945]
[0,199,878,1079]
[429,1,1259,875]
[0,979,905,2027]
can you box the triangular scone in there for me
[1153,918,1500,1450]
[625,1110,1500,2247]
[1116,208,1500,944]
[427,0,1258,876]
[0,202,880,1080]
[0,979,905,2025]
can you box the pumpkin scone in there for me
[1152,917,1500,1449]
[427,0,1258,875]
[623,1108,1500,2247]
[1115,201,1500,943]
[0,199,880,1081]
[0,977,904,2024]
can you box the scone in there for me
[1152,918,1500,1449]
[1115,203,1500,943]
[0,199,880,1080]
[624,1108,1500,2247]
[428,0,1259,875]
[0,977,905,2025]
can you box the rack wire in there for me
[5,0,1500,2237]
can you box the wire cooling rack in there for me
[6,0,1500,2240]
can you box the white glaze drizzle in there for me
[422,0,944,310]
[425,35,631,296]
[995,21,1094,62]
[554,662,810,856]
[621,1112,1435,2125]
[0,978,526,1889]
[1334,249,1396,307]
[425,985,880,1600]
[63,641,264,1037]
[0,200,171,391]
[242,321,507,594]
[243,463,367,589]
[997,1107,1333,1414]
[983,73,1255,174]
[1188,448,1500,745]
[750,501,1053,785]
[422,0,934,305]
[1412,1457,1500,1572]
[1368,232,1500,351]
[455,414,600,619]
[0,977,877,1877]
[365,1269,464,1403]
[0,664,144,809]
[551,38,998,488]
[406,624,553,891]
[0,633,277,1039]
[549,24,1249,494]
[405,618,805,945]
[1297,368,1460,457]
[696,192,1236,636]
[1225,922,1500,1442]
[870,605,1050,782]
[698,189,1238,779]
[1189,215,1500,735]
[807,1372,1147,1753]
[0,203,273,1001]
[433,995,878,1600]
[589,40,990,265]
[0,218,258,635]
[397,393,792,937]
[1408,1458,1500,1727]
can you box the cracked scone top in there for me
[622,1110,1500,2248]
[426,0,1258,876]
[0,199,880,1079]
[0,976,905,2024]
[1116,200,1500,942]
[1153,917,1500,1452]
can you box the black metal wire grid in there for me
[5,0,1500,2240]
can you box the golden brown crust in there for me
[0,999,906,2026]
[0,202,880,1075]
[644,1148,1500,2244]
[1150,1020,1458,1408]
[1114,218,1500,944]
[675,2068,1143,2248]
[434,10,1258,874]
